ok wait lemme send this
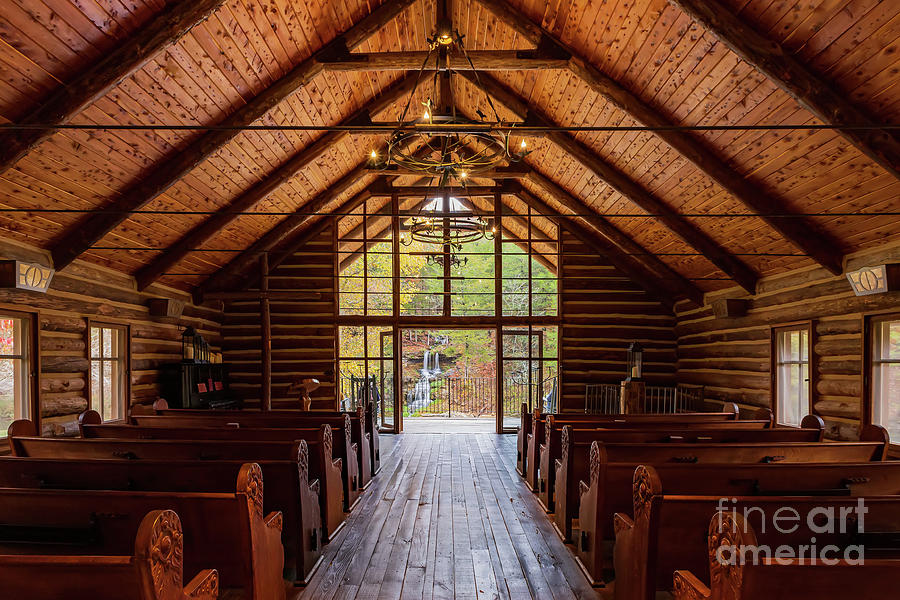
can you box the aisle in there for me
[298,433,600,600]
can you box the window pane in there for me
[0,358,15,432]
[873,319,900,442]
[776,328,809,426]
[90,327,100,359]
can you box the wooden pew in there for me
[8,419,346,541]
[0,509,219,600]
[0,448,323,583]
[537,415,825,512]
[673,511,900,600]
[142,400,380,477]
[516,402,748,479]
[576,451,900,585]
[523,402,753,490]
[615,465,900,600]
[555,424,889,543]
[84,409,365,507]
[125,410,372,492]
[0,463,284,600]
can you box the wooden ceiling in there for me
[0,0,897,303]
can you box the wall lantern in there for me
[846,264,900,296]
[626,342,644,381]
[181,326,209,363]
[0,260,55,293]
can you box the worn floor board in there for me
[298,433,600,600]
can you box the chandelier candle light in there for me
[369,17,529,258]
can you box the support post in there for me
[260,253,272,411]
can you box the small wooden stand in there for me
[620,379,646,414]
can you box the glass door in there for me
[499,326,558,431]
[377,329,398,432]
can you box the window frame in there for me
[770,321,815,426]
[864,311,900,455]
[87,320,130,422]
[0,306,39,442]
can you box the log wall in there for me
[559,232,677,411]
[220,227,336,409]
[0,241,221,437]
[675,243,900,441]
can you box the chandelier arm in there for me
[395,44,438,126]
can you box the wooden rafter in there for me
[134,75,418,291]
[0,0,226,175]
[462,71,759,295]
[195,168,381,300]
[520,170,704,305]
[473,0,845,276]
[671,0,900,184]
[321,50,568,71]
[48,0,418,271]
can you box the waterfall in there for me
[422,350,430,376]
[434,351,441,374]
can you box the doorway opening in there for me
[401,328,496,432]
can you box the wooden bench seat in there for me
[537,415,824,512]
[83,410,364,509]
[0,509,218,600]
[576,452,900,585]
[523,403,764,491]
[8,419,345,542]
[141,400,380,476]
[673,512,900,600]
[516,402,747,479]
[615,465,900,600]
[0,463,283,600]
[0,448,322,583]
[555,424,888,543]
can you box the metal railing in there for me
[341,372,559,419]
[584,383,705,414]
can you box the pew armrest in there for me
[672,570,710,600]
[578,479,589,497]
[309,478,320,496]
[184,568,219,600]
[265,511,284,532]
[613,512,633,537]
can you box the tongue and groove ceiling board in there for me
[0,0,897,298]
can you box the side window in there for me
[90,324,128,421]
[773,326,810,426]
[871,316,900,442]
[0,314,32,432]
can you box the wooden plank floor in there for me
[298,433,600,600]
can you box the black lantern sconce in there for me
[626,342,644,381]
[182,326,210,363]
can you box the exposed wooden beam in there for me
[474,0,845,276]
[381,183,520,197]
[513,190,678,310]
[134,75,416,291]
[462,71,759,295]
[0,0,226,175]
[671,0,900,183]
[320,50,568,71]
[48,0,417,271]
[521,170,703,305]
[195,168,381,300]
[366,164,529,178]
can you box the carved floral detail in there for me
[589,441,602,486]
[708,511,746,600]
[188,571,219,599]
[632,465,656,519]
[672,572,705,600]
[149,510,184,595]
[561,425,571,463]
[297,439,310,484]
[240,463,265,519]
[322,424,333,459]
